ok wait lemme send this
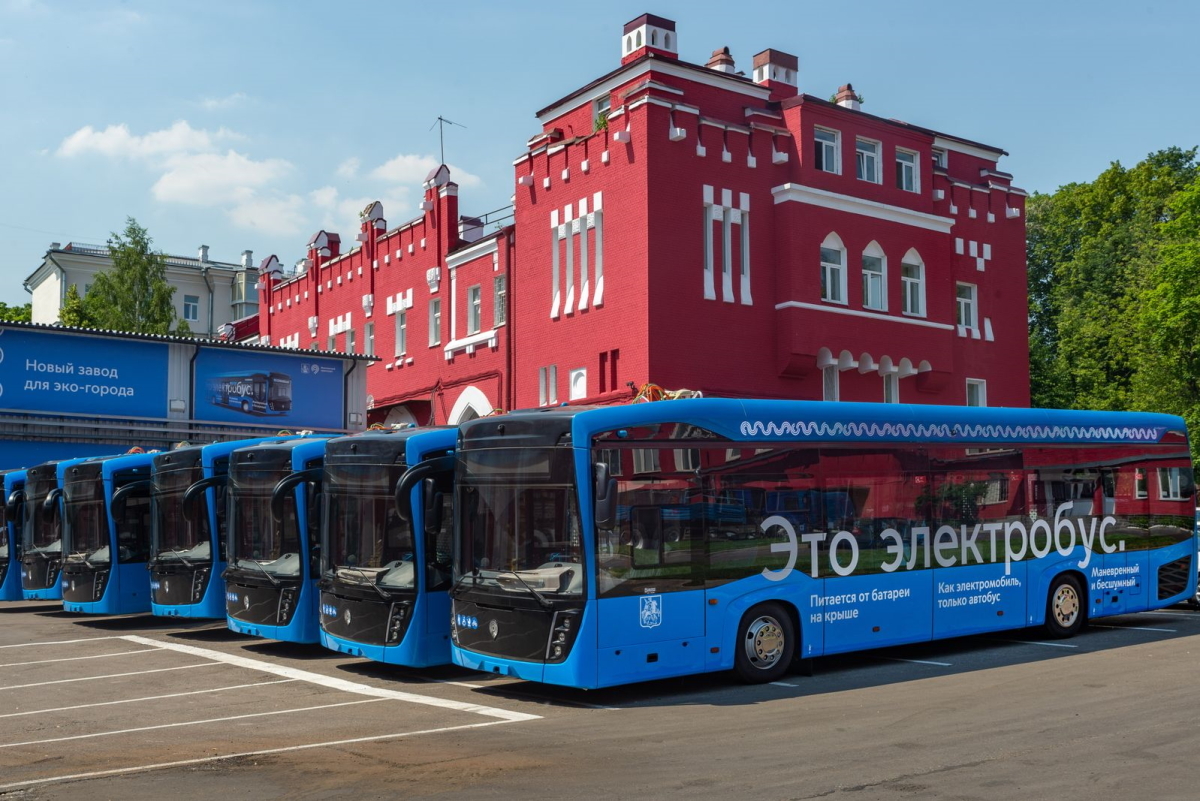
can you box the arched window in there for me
[862,240,886,311]
[901,248,925,316]
[650,30,657,46]
[820,233,846,304]
[636,31,642,48]
[626,35,632,53]
[664,33,672,49]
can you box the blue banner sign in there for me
[0,328,169,418]
[193,348,344,429]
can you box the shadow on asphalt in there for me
[335,659,488,687]
[455,606,1200,710]
[70,614,211,631]
[240,639,340,662]
[0,603,60,614]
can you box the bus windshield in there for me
[64,475,109,564]
[325,464,414,589]
[24,473,61,554]
[456,447,584,597]
[229,466,301,576]
[153,463,211,562]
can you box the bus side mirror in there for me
[6,490,23,520]
[594,462,617,529]
[423,478,443,537]
[41,487,62,521]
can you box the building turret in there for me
[621,13,677,65]
[752,49,798,100]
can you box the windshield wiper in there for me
[338,566,389,600]
[498,570,554,610]
[160,548,194,569]
[450,568,480,598]
[238,558,280,587]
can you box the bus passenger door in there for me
[596,501,707,684]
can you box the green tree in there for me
[1028,147,1198,409]
[58,284,97,328]
[1131,175,1200,457]
[0,301,32,322]
[86,218,187,335]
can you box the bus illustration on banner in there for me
[209,372,293,416]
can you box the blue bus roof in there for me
[3,469,26,492]
[231,436,330,468]
[554,399,1186,446]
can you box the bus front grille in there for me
[1157,555,1192,600]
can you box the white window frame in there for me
[861,241,887,312]
[1135,469,1148,499]
[428,298,441,347]
[467,284,482,335]
[883,373,899,404]
[932,148,947,169]
[395,311,407,357]
[820,233,846,305]
[493,275,507,327]
[901,251,925,317]
[822,365,840,401]
[956,282,978,330]
[345,328,355,355]
[855,138,880,184]
[183,295,200,323]
[966,378,987,407]
[896,148,919,192]
[1158,468,1188,501]
[633,448,661,474]
[814,127,840,174]
[539,365,558,406]
[326,335,335,352]
[364,322,374,357]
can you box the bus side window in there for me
[425,494,453,591]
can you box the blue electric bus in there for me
[450,400,1198,688]
[210,371,292,416]
[149,437,291,618]
[1,469,27,600]
[224,437,328,643]
[318,426,456,666]
[21,459,72,600]
[60,450,155,614]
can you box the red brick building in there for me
[256,12,1029,425]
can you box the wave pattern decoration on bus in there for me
[739,421,1167,443]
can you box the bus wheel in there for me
[1044,574,1085,638]
[734,603,795,683]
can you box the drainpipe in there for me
[342,356,359,431]
[200,266,214,337]
[187,343,201,422]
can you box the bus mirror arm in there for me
[182,476,225,524]
[594,462,617,529]
[270,468,322,524]
[111,480,152,519]
[6,490,24,520]
[41,487,62,521]
[394,455,456,525]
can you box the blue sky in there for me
[1,0,1196,305]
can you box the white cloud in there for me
[200,92,248,111]
[57,121,239,159]
[371,153,482,188]
[152,151,293,206]
[228,192,307,237]
[310,185,412,236]
[335,157,360,179]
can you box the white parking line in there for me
[0,679,298,719]
[0,636,124,649]
[770,681,799,687]
[999,640,1078,649]
[0,663,215,692]
[877,657,953,667]
[1090,624,1176,633]
[0,698,387,749]
[0,648,163,669]
[121,635,541,722]
[0,720,515,793]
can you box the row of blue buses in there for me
[2,401,1196,690]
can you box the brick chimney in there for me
[198,244,210,263]
[424,165,460,266]
[835,83,861,111]
[621,13,677,65]
[706,46,736,74]
[752,49,798,100]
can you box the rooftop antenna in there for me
[430,116,466,165]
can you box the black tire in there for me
[1189,576,1200,609]
[734,602,795,683]
[1044,574,1086,638]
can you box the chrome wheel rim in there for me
[743,615,785,670]
[1052,584,1080,628]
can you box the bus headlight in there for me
[386,602,412,644]
[92,570,107,600]
[191,568,210,602]
[545,609,581,663]
[277,587,297,623]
